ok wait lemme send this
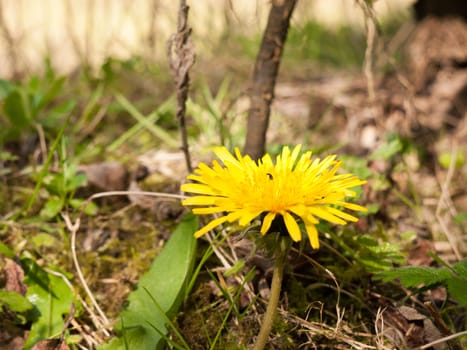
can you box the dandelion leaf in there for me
[449,260,467,307]
[377,266,452,287]
[453,259,467,276]
[100,213,197,350]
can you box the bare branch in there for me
[167,0,195,173]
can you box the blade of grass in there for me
[184,229,231,299]
[20,118,69,218]
[185,243,213,299]
[209,267,253,350]
[76,83,104,131]
[145,320,187,350]
[142,287,190,350]
[108,96,175,152]
[108,109,159,151]
[114,93,178,148]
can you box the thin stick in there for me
[168,0,195,173]
[357,0,377,102]
[62,214,110,334]
[435,142,463,260]
[34,122,48,163]
[415,330,467,350]
[80,190,186,220]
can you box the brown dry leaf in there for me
[78,162,128,191]
[398,305,427,321]
[127,180,183,220]
[127,180,157,210]
[0,319,27,350]
[4,258,27,295]
[382,305,444,350]
[407,239,435,266]
[137,150,189,181]
[0,335,26,350]
[31,339,70,350]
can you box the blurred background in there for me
[0,0,413,77]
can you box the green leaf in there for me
[22,258,75,349]
[438,151,464,170]
[446,276,467,307]
[453,259,467,277]
[359,257,394,272]
[66,334,82,345]
[65,172,87,193]
[69,198,98,216]
[377,260,467,306]
[0,290,34,313]
[224,260,246,277]
[33,76,66,112]
[100,213,198,350]
[0,241,15,259]
[41,100,76,129]
[0,79,14,99]
[377,266,452,287]
[339,155,372,180]
[353,235,405,273]
[31,233,59,249]
[370,138,402,160]
[39,197,64,219]
[4,89,32,129]
[0,151,18,162]
[44,172,66,196]
[454,212,467,224]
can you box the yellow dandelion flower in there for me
[181,145,367,249]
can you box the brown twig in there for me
[168,0,195,173]
[435,142,463,260]
[357,0,378,103]
[415,330,467,350]
[62,214,110,336]
[243,0,297,160]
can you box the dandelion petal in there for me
[282,212,301,242]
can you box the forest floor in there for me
[1,14,466,350]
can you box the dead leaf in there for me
[398,305,427,321]
[0,321,27,350]
[127,180,183,220]
[4,258,27,295]
[0,335,26,350]
[137,150,189,181]
[78,162,128,191]
[407,239,435,266]
[127,180,157,210]
[381,305,444,350]
[31,339,70,350]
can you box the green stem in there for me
[253,239,289,350]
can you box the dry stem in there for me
[357,0,378,102]
[167,0,195,173]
